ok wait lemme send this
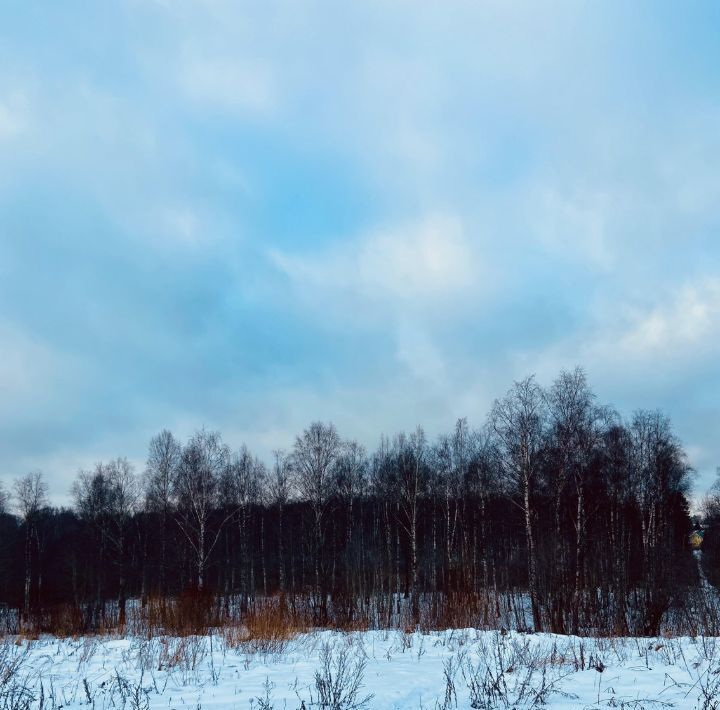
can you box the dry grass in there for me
[221,599,304,653]
[7,586,720,641]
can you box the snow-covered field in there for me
[3,628,720,708]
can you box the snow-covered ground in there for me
[4,628,720,708]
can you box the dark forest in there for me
[0,368,705,638]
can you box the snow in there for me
[4,628,720,708]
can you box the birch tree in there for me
[106,458,139,625]
[227,445,265,601]
[395,427,428,622]
[490,375,546,632]
[292,422,340,616]
[600,419,632,633]
[0,482,8,514]
[74,459,139,624]
[335,440,368,599]
[174,430,230,591]
[546,367,605,633]
[145,430,180,596]
[630,410,692,632]
[268,450,292,592]
[14,472,47,624]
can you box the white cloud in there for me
[617,279,720,359]
[267,213,486,393]
[268,214,481,391]
[359,214,473,299]
[515,277,720,385]
[269,213,478,312]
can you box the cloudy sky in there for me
[2,1,720,502]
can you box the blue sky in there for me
[1,1,720,502]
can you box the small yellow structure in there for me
[690,530,705,550]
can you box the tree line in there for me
[0,368,698,636]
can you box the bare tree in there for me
[74,466,113,620]
[268,449,292,592]
[395,427,428,622]
[174,430,230,591]
[432,435,453,592]
[106,458,140,624]
[630,409,692,632]
[490,376,546,632]
[703,472,720,526]
[433,419,473,592]
[546,367,605,633]
[600,417,633,633]
[451,419,475,589]
[13,472,47,624]
[226,445,266,601]
[73,459,139,624]
[468,427,499,591]
[292,422,341,614]
[335,440,368,599]
[145,430,181,596]
[0,482,8,514]
[370,435,398,620]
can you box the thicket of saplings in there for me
[0,368,705,640]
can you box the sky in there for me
[1,1,720,504]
